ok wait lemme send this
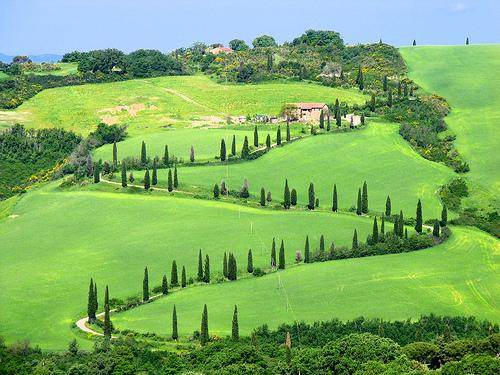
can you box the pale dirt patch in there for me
[8,214,19,219]
[0,111,30,124]
[101,115,119,125]
[98,102,158,124]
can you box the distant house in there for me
[210,46,233,55]
[290,103,329,122]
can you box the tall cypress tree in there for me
[121,161,127,187]
[286,123,291,142]
[370,94,376,112]
[213,183,220,199]
[271,238,276,267]
[162,274,168,295]
[228,253,237,280]
[247,249,253,273]
[171,260,178,287]
[152,159,158,186]
[441,204,448,227]
[433,221,440,237]
[413,39,416,46]
[308,182,315,210]
[204,255,210,283]
[140,141,147,166]
[181,266,186,288]
[94,283,98,316]
[336,109,341,127]
[253,126,259,147]
[332,184,338,212]
[385,196,391,217]
[383,75,388,92]
[103,291,112,339]
[173,166,178,188]
[163,145,169,167]
[223,252,228,278]
[197,249,203,281]
[360,113,365,125]
[393,216,399,235]
[319,235,325,252]
[334,98,340,118]
[172,305,178,340]
[93,163,100,183]
[398,210,404,237]
[260,187,266,206]
[144,170,150,190]
[266,134,271,149]
[283,179,291,209]
[87,278,95,321]
[200,304,209,345]
[143,266,149,301]
[352,229,358,249]
[291,188,297,206]
[232,305,239,341]
[415,199,423,233]
[466,37,469,45]
[241,136,250,159]
[231,135,236,156]
[278,240,285,269]
[372,217,379,243]
[167,169,173,191]
[319,110,325,129]
[304,235,310,263]
[112,142,117,166]
[327,113,331,131]
[220,139,226,161]
[356,188,362,215]
[362,181,368,213]
[276,126,281,146]
[381,214,385,235]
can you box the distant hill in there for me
[0,53,63,63]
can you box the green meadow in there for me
[2,75,368,136]
[113,226,499,338]
[25,62,79,76]
[400,45,500,211]
[0,182,375,349]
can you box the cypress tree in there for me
[94,283,98,316]
[213,183,220,199]
[466,37,469,45]
[415,199,423,233]
[200,304,209,345]
[319,110,325,129]
[267,191,272,202]
[388,89,393,107]
[140,141,147,166]
[383,75,388,92]
[87,278,95,321]
[181,266,186,288]
[162,274,168,295]
[276,126,281,145]
[220,139,226,161]
[370,94,376,112]
[286,123,291,142]
[405,228,408,239]
[253,125,259,147]
[334,98,340,118]
[362,181,368,213]
[398,210,404,237]
[232,305,239,341]
[283,179,291,209]
[336,110,341,127]
[173,166,178,188]
[278,239,285,269]
[266,134,271,149]
[271,238,276,268]
[143,266,149,301]
[433,221,440,237]
[112,142,117,166]
[103,286,112,339]
[327,113,331,131]
[228,253,237,280]
[332,184,338,212]
[204,255,210,283]
[152,159,158,186]
[372,217,379,243]
[144,170,150,190]
[260,187,266,206]
[241,136,250,159]
[356,188,362,215]
[291,188,297,206]
[381,214,385,235]
[94,163,100,183]
[247,249,253,273]
[441,204,448,227]
[358,69,364,90]
[121,161,127,187]
[163,145,169,167]
[189,145,195,162]
[352,229,358,249]
[308,182,315,210]
[197,250,203,281]
[171,260,178,287]
[319,235,325,252]
[172,305,178,340]
[360,113,365,125]
[393,216,399,235]
[385,196,391,217]
[413,39,416,46]
[231,134,236,156]
[223,252,228,278]
[304,235,310,263]
[167,169,173,192]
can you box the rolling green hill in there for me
[400,45,500,211]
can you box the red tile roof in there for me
[210,47,233,54]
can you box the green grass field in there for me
[0,182,375,349]
[138,120,455,218]
[0,75,368,136]
[400,45,500,211]
[25,62,79,76]
[113,226,499,338]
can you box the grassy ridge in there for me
[113,226,500,338]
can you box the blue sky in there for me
[0,0,498,55]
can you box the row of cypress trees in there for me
[86,279,112,339]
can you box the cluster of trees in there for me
[86,278,112,339]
